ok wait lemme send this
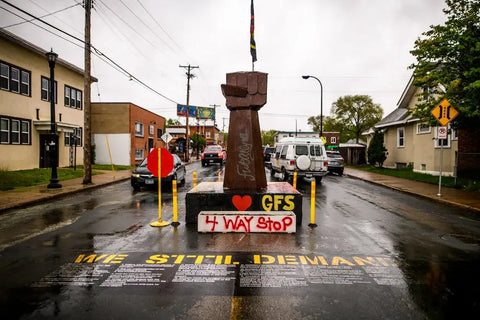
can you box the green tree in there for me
[166,118,181,127]
[261,130,277,146]
[330,95,383,143]
[190,133,206,152]
[367,130,387,167]
[410,0,480,128]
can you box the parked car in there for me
[131,154,186,191]
[263,146,275,169]
[326,150,344,175]
[201,145,225,166]
[270,137,328,182]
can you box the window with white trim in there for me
[135,149,144,160]
[330,136,337,144]
[1,118,9,144]
[135,122,144,137]
[206,131,211,138]
[41,76,57,103]
[397,127,405,148]
[451,128,458,140]
[149,125,154,135]
[10,67,19,93]
[157,128,163,139]
[64,85,82,109]
[0,116,31,145]
[65,127,83,146]
[1,61,31,96]
[416,123,430,134]
[11,119,20,144]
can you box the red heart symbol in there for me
[232,195,252,211]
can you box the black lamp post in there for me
[302,75,323,137]
[46,49,62,189]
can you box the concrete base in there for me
[198,211,296,233]
[185,182,303,225]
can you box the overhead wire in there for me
[0,0,180,105]
[2,2,80,28]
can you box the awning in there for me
[33,120,78,133]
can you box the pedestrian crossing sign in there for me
[431,99,459,126]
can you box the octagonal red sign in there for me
[147,148,174,178]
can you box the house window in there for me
[451,128,458,140]
[135,122,144,137]
[64,85,82,109]
[330,136,337,144]
[41,76,57,103]
[65,127,83,146]
[21,121,30,144]
[416,123,430,134]
[157,128,163,139]
[0,61,30,95]
[0,63,8,90]
[10,67,19,93]
[1,118,9,143]
[149,125,154,135]
[397,127,405,148]
[11,119,20,144]
[20,70,30,96]
[135,149,144,160]
[206,131,211,138]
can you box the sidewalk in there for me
[0,169,131,213]
[345,167,480,213]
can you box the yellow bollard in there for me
[151,148,170,227]
[309,179,317,227]
[293,172,297,189]
[193,171,197,188]
[171,180,180,226]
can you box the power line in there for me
[2,2,80,28]
[0,0,179,105]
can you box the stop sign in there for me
[147,148,174,178]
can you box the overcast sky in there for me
[1,0,448,132]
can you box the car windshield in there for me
[139,158,147,167]
[205,146,222,151]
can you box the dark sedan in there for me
[131,154,186,191]
[326,150,344,175]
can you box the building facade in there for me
[366,77,458,176]
[1,29,94,170]
[91,102,165,166]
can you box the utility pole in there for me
[179,64,198,162]
[83,0,92,184]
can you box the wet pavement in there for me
[0,163,479,319]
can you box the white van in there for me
[270,137,328,182]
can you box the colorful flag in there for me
[250,0,257,62]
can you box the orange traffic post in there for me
[308,179,317,228]
[171,180,180,227]
[293,172,297,189]
[193,171,197,188]
[151,148,170,227]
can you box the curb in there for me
[0,176,130,214]
[346,173,480,214]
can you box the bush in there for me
[367,130,387,167]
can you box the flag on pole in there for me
[250,0,257,62]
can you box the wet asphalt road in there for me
[1,161,480,319]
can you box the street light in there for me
[302,75,323,137]
[46,49,61,189]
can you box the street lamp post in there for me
[46,49,62,189]
[302,75,323,137]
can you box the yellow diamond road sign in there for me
[431,98,459,126]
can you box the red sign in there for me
[147,148,174,178]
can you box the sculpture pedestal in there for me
[185,182,303,226]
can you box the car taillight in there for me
[201,154,204,159]
[340,158,344,162]
[219,152,223,158]
[289,160,295,165]
[324,161,328,166]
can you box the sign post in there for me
[148,148,174,227]
[431,99,459,197]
